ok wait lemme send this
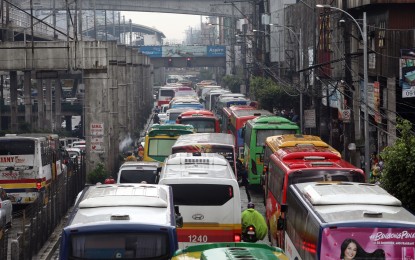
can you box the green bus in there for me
[172,242,288,260]
[143,124,194,163]
[242,116,300,185]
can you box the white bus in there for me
[0,134,61,204]
[159,153,242,248]
[281,182,415,260]
[60,184,183,259]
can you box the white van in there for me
[116,161,161,184]
[159,152,242,248]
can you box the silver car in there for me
[0,187,12,228]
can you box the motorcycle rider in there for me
[241,202,268,241]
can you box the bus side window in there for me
[251,158,257,175]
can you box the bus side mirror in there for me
[175,205,183,228]
[280,204,288,213]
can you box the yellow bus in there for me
[143,124,194,163]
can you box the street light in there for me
[316,4,370,179]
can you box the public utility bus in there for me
[214,96,249,120]
[264,143,365,248]
[176,110,220,133]
[171,133,237,175]
[143,124,195,163]
[228,109,273,159]
[60,184,183,259]
[220,105,255,134]
[158,86,178,106]
[243,116,300,185]
[282,182,415,260]
[263,134,342,167]
[0,133,63,204]
[159,153,241,249]
[204,89,230,111]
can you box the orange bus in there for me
[228,109,273,159]
[176,110,220,133]
[263,143,365,248]
[220,105,255,134]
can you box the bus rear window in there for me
[289,169,365,184]
[148,139,177,157]
[170,184,234,206]
[181,119,215,133]
[70,232,169,259]
[256,129,297,146]
[119,169,158,184]
[0,140,35,155]
[160,89,175,98]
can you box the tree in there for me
[249,76,298,112]
[380,118,415,213]
[221,74,243,93]
[87,163,110,184]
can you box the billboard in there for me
[139,45,226,58]
[320,227,415,259]
[400,49,415,98]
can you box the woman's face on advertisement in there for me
[344,242,357,260]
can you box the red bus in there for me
[176,110,220,133]
[264,143,365,248]
[228,109,273,159]
[220,105,255,134]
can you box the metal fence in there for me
[1,158,86,259]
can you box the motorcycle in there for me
[242,225,258,242]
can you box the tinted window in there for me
[70,232,169,259]
[181,119,215,133]
[256,129,297,146]
[0,140,35,155]
[119,169,158,184]
[169,184,234,206]
[160,89,175,98]
[289,169,365,184]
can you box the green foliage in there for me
[249,76,297,111]
[87,163,110,184]
[221,74,243,93]
[199,69,214,81]
[380,118,415,212]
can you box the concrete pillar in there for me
[126,48,133,134]
[55,79,62,131]
[37,78,45,129]
[45,79,52,130]
[132,52,140,132]
[108,62,120,175]
[10,71,18,132]
[117,45,128,145]
[23,71,32,129]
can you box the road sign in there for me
[342,109,351,123]
[91,137,104,153]
[304,109,316,128]
[91,123,104,136]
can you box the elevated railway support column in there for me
[117,45,129,148]
[126,48,134,134]
[45,79,53,130]
[23,71,33,129]
[10,71,18,132]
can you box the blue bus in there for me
[59,184,183,259]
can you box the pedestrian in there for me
[153,113,160,124]
[237,159,251,202]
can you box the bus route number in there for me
[188,235,208,243]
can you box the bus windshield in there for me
[288,169,366,184]
[148,139,177,157]
[180,118,216,133]
[119,169,158,184]
[256,129,298,146]
[70,232,170,259]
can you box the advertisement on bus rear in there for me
[320,227,415,259]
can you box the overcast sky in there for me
[122,12,203,44]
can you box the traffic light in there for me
[186,57,192,67]
[168,58,173,67]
